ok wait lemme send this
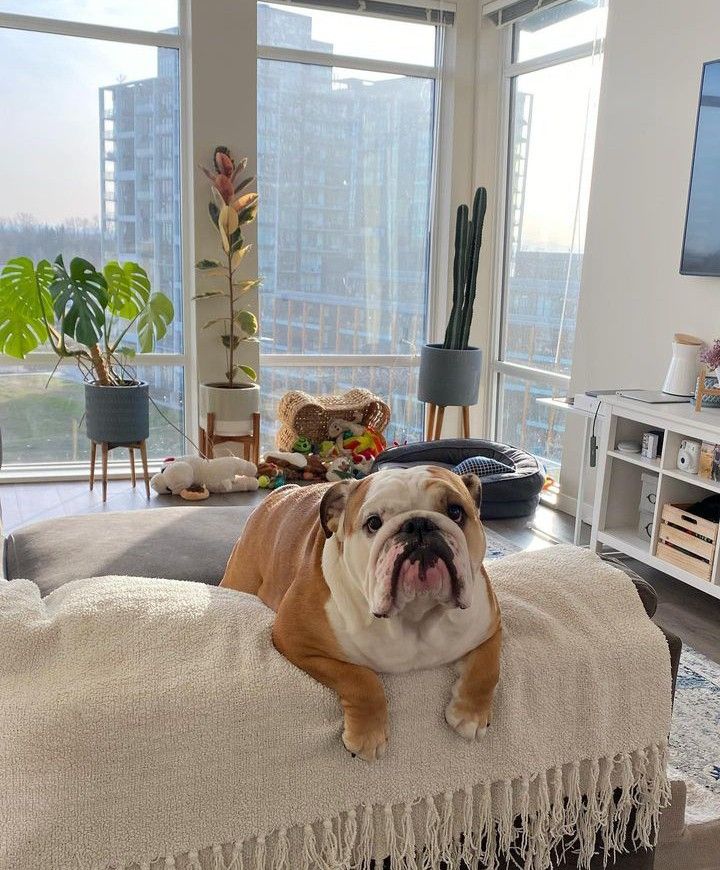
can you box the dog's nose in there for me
[400,516,437,537]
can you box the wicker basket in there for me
[276,388,391,450]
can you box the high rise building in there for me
[99,47,183,385]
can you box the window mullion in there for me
[0,12,181,48]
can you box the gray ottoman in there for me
[3,506,254,596]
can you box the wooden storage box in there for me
[655,503,718,581]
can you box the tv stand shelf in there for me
[590,393,720,600]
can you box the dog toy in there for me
[302,454,328,481]
[151,455,258,496]
[291,436,313,455]
[342,427,386,462]
[326,456,354,481]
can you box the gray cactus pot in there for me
[84,381,150,444]
[418,343,483,407]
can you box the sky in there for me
[0,0,606,252]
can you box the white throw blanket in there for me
[0,546,672,870]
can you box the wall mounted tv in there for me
[681,59,720,276]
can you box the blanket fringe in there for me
[92,741,670,870]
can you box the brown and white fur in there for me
[220,465,501,762]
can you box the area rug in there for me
[670,646,720,806]
[484,528,520,561]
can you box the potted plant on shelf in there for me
[195,146,260,430]
[418,186,487,411]
[0,255,174,445]
[700,339,720,382]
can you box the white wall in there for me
[562,0,720,512]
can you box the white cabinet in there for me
[590,394,720,600]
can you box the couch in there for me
[1,504,682,869]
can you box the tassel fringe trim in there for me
[83,741,670,870]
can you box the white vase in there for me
[199,382,260,435]
[662,341,700,397]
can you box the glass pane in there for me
[257,60,434,355]
[501,55,601,376]
[0,1,178,32]
[497,374,563,482]
[260,365,423,453]
[258,3,435,66]
[0,28,183,353]
[513,0,606,63]
[0,364,184,465]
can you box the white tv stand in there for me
[591,393,720,600]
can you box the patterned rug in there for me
[670,646,720,808]
[484,528,520,562]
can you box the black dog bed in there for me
[371,439,546,519]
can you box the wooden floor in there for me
[2,479,719,664]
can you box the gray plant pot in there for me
[84,381,150,444]
[418,343,483,407]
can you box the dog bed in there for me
[372,439,545,519]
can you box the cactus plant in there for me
[443,186,487,350]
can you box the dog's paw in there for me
[444,700,491,741]
[342,723,388,762]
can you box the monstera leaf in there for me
[104,261,150,320]
[50,256,108,348]
[137,292,174,353]
[0,257,54,357]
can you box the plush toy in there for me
[151,455,259,497]
[326,456,354,481]
[342,427,386,463]
[351,456,375,478]
[318,439,339,460]
[302,454,328,481]
[257,462,286,490]
[328,417,365,452]
[291,436,313,455]
[261,451,308,482]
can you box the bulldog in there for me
[220,465,501,761]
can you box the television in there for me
[681,59,720,276]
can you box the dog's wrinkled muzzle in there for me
[371,518,468,617]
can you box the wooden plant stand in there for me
[694,367,720,412]
[199,412,260,465]
[90,440,150,503]
[425,403,471,440]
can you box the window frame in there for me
[0,6,194,481]
[256,3,451,395]
[486,22,604,442]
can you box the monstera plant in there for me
[0,254,174,447]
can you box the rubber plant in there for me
[0,255,174,384]
[195,146,260,387]
[443,186,488,350]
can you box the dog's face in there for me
[320,466,486,618]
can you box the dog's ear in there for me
[320,479,354,538]
[460,473,482,512]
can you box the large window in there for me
[0,4,185,470]
[492,0,606,481]
[257,2,441,449]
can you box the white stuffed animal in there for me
[151,454,259,497]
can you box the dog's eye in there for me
[364,514,383,534]
[447,503,465,524]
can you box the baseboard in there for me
[552,491,594,524]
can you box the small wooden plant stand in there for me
[199,412,260,464]
[425,404,471,440]
[90,440,150,503]
[695,367,720,412]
